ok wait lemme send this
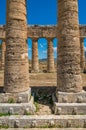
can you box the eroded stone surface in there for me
[47,38,55,73]
[1,25,86,40]
[80,38,85,72]
[4,0,30,93]
[32,38,39,72]
[0,115,86,128]
[57,0,82,93]
[1,41,6,70]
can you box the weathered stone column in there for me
[47,38,55,73]
[32,38,39,72]
[1,41,6,70]
[57,0,82,93]
[80,38,85,72]
[4,0,29,93]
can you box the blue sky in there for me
[0,0,86,59]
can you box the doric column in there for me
[1,41,6,70]
[47,38,55,73]
[57,0,82,93]
[4,0,29,93]
[80,38,85,72]
[32,38,39,72]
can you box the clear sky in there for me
[0,0,86,59]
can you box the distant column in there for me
[80,38,85,72]
[32,38,39,72]
[47,38,55,73]
[1,41,6,70]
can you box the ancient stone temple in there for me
[0,0,86,129]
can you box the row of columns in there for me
[0,38,86,73]
[0,0,85,99]
[0,38,56,73]
[32,38,55,73]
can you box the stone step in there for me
[1,128,86,130]
[0,96,36,115]
[53,103,86,115]
[0,115,86,128]
[0,102,36,115]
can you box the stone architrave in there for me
[47,38,55,73]
[32,38,39,72]
[57,0,82,93]
[80,38,85,72]
[4,0,30,93]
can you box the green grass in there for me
[0,125,9,129]
[0,113,11,117]
[8,98,15,103]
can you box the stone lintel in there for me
[56,91,86,103]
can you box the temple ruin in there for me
[0,0,86,129]
[0,25,86,72]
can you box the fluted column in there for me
[32,38,39,72]
[47,38,55,73]
[4,0,29,93]
[80,38,85,72]
[57,0,82,93]
[1,41,6,70]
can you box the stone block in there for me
[0,89,31,103]
[56,91,86,103]
[0,97,36,115]
[0,115,86,128]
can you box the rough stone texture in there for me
[32,38,39,72]
[47,38,55,73]
[0,99,36,114]
[80,38,85,72]
[80,25,86,38]
[27,25,57,39]
[4,0,30,93]
[1,25,86,40]
[0,25,5,40]
[53,103,86,115]
[57,0,82,93]
[1,41,6,70]
[56,91,86,103]
[0,89,31,103]
[2,128,86,130]
[0,115,86,128]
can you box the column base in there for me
[56,91,86,103]
[0,89,31,103]
[47,70,56,73]
[31,70,40,73]
[0,88,36,114]
[52,91,86,115]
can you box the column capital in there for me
[80,38,84,42]
[32,37,38,42]
[47,37,54,41]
